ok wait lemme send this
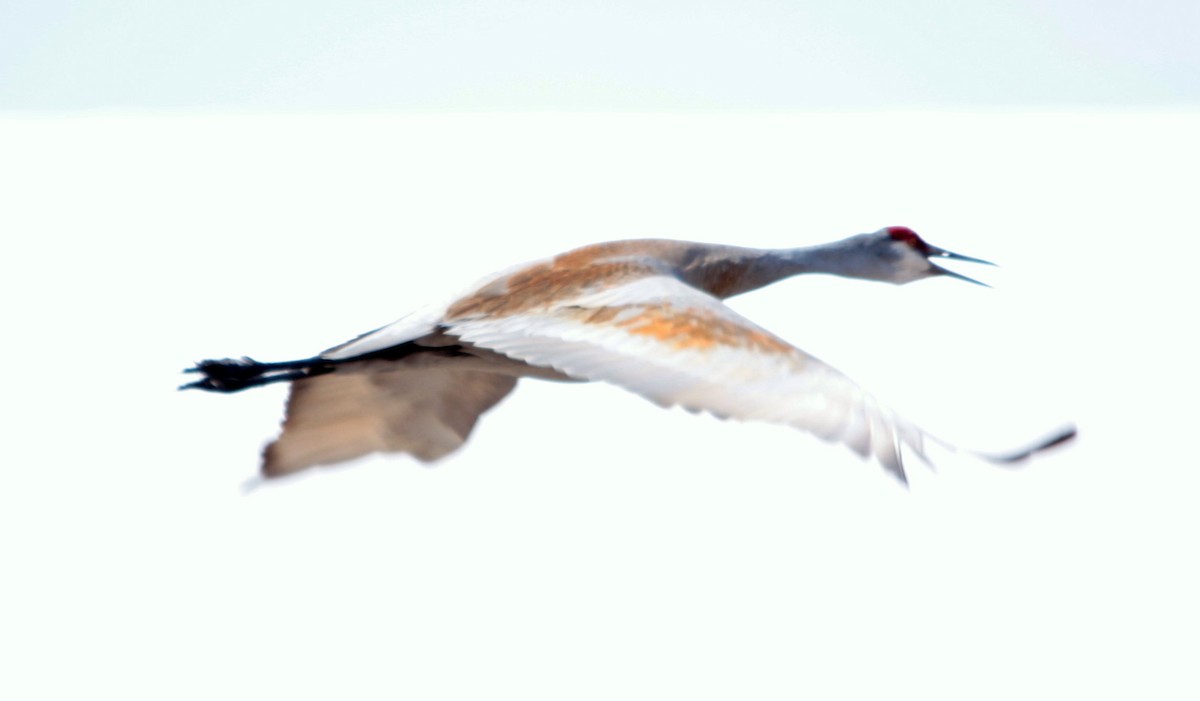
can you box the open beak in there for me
[926,245,995,287]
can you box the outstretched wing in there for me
[263,368,517,477]
[445,275,932,483]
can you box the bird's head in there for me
[850,226,995,286]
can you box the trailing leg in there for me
[181,357,334,393]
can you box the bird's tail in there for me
[180,356,334,393]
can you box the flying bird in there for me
[184,226,1075,483]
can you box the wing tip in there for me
[977,424,1078,466]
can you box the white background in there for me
[3,3,1198,700]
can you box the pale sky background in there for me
[2,2,1199,700]
[3,0,1200,111]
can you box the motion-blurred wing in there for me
[263,368,517,477]
[446,275,930,483]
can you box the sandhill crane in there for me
[184,226,1074,483]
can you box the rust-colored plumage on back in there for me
[447,259,661,320]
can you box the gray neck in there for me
[717,238,866,298]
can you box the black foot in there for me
[181,356,329,392]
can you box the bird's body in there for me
[186,227,1074,483]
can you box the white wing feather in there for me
[447,275,931,482]
[320,302,447,360]
[321,255,561,360]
